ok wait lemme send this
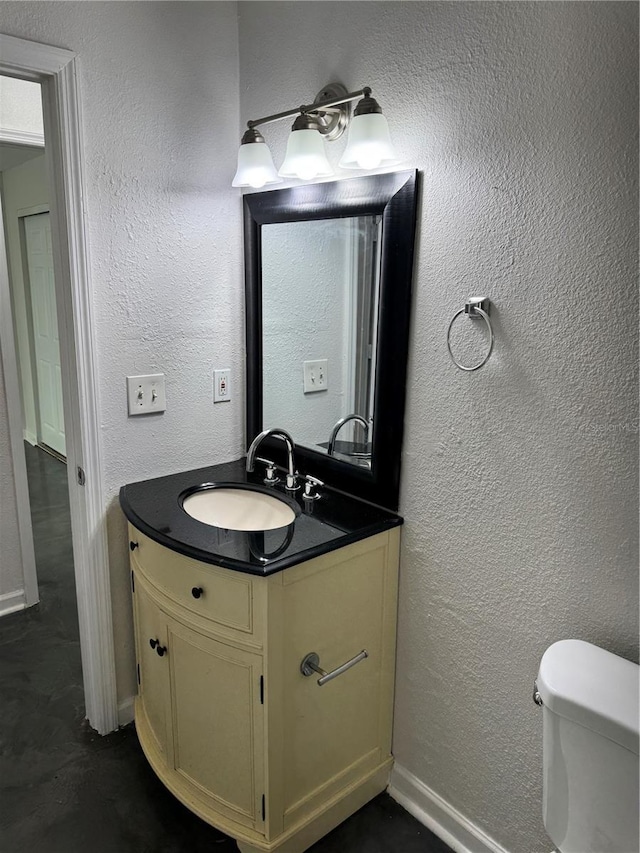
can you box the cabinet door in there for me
[167,617,265,832]
[132,573,171,760]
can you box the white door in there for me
[23,212,66,457]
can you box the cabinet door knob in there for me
[130,541,139,551]
[149,639,167,656]
[191,587,204,599]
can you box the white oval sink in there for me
[182,487,296,532]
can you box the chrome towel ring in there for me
[447,297,494,372]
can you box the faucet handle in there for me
[264,460,280,485]
[255,456,280,485]
[302,475,323,501]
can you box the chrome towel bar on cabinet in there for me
[300,650,368,686]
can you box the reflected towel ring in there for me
[447,297,494,372]
[248,522,295,563]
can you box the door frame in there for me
[0,33,118,734]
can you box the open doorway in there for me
[0,34,118,735]
[1,80,66,461]
[0,73,82,707]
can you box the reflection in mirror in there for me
[262,216,381,468]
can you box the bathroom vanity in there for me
[120,169,417,852]
[120,459,402,853]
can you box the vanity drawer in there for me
[128,526,255,637]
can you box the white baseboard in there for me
[23,430,37,446]
[388,764,511,853]
[0,589,26,617]
[118,695,135,727]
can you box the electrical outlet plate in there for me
[127,374,166,415]
[214,369,232,403]
[303,359,328,393]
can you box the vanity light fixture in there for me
[339,91,399,170]
[232,83,399,187]
[278,113,333,181]
[232,127,281,189]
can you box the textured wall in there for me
[0,76,43,136]
[238,3,639,851]
[0,2,243,703]
[0,344,22,599]
[2,153,49,443]
[0,5,636,847]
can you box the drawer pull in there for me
[300,650,368,686]
[149,638,166,656]
[130,541,139,551]
[191,587,204,599]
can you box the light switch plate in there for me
[214,369,232,403]
[127,374,166,415]
[303,359,328,393]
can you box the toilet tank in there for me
[537,640,639,853]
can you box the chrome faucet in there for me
[327,414,370,457]
[246,428,299,490]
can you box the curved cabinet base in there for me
[237,762,393,853]
[137,699,392,853]
[129,525,400,853]
[136,700,265,848]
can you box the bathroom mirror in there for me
[261,214,382,464]
[245,170,418,510]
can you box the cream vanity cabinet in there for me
[128,523,400,853]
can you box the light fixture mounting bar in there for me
[247,87,371,130]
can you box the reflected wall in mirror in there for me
[262,215,381,467]
[245,170,418,510]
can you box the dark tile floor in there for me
[0,444,452,853]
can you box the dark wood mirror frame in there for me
[244,169,418,511]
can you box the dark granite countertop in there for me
[119,458,403,576]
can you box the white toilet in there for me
[536,639,639,853]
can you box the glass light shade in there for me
[232,141,281,189]
[278,129,334,181]
[339,113,399,170]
